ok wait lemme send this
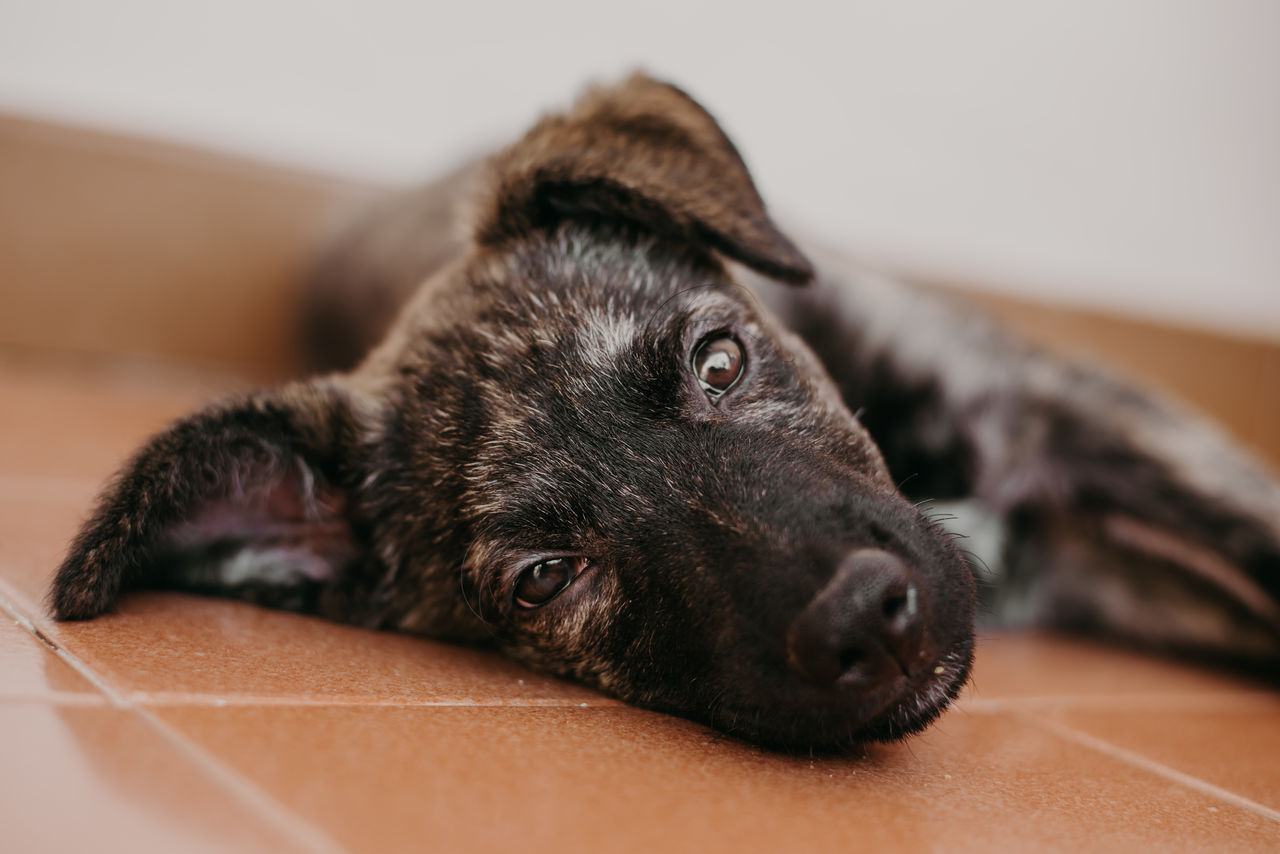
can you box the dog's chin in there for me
[709,635,975,753]
[850,638,976,745]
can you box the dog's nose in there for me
[786,548,927,689]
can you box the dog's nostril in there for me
[882,584,920,629]
[882,593,907,620]
[837,647,865,675]
[787,549,929,690]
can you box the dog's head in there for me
[52,75,975,750]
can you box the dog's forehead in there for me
[462,231,754,393]
[410,228,878,548]
[447,241,747,507]
[479,227,745,312]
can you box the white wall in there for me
[2,0,1277,339]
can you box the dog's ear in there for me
[473,73,814,285]
[50,380,377,621]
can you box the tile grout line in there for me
[0,570,625,709]
[0,581,353,854]
[1019,711,1280,825]
[0,576,622,711]
[128,704,353,854]
[0,692,107,706]
[0,579,619,709]
[130,693,621,708]
[957,692,1280,713]
[0,586,128,707]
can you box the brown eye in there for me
[513,557,588,609]
[693,333,745,398]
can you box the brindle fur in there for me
[50,75,1280,750]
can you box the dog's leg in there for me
[769,253,1280,671]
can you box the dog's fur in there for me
[49,75,1280,750]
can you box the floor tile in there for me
[1,115,372,378]
[48,592,612,706]
[155,703,1280,854]
[965,632,1266,703]
[1036,703,1280,812]
[0,494,89,612]
[0,612,101,701]
[0,356,237,614]
[0,356,234,483]
[0,703,323,854]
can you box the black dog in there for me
[50,75,1280,750]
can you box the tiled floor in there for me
[2,354,1279,854]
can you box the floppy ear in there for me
[50,380,379,621]
[473,73,814,284]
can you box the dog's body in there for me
[50,76,1280,750]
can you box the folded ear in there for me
[50,380,379,621]
[472,72,814,284]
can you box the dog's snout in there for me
[786,549,928,690]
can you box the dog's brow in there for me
[574,309,642,373]
[639,282,765,341]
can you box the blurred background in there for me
[2,0,1277,340]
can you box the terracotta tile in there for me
[965,633,1268,704]
[0,355,237,483]
[46,593,611,707]
[0,493,91,613]
[0,612,101,701]
[155,704,1280,854]
[0,356,236,612]
[0,115,374,378]
[1037,703,1280,812]
[0,703,322,854]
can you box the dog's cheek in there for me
[500,571,634,688]
[753,315,897,486]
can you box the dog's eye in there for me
[693,333,745,399]
[513,556,589,609]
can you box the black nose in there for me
[786,548,928,689]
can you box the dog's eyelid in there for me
[507,554,593,612]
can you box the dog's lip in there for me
[818,651,953,721]
[749,634,974,749]
[854,635,974,739]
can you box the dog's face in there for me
[373,227,976,748]
[51,75,975,750]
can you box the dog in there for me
[49,74,1280,751]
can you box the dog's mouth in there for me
[701,632,975,753]
[852,636,976,743]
